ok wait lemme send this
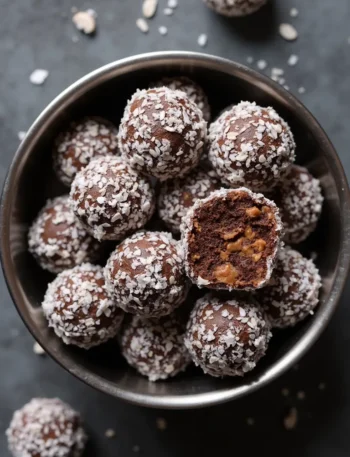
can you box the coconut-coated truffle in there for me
[181,187,283,291]
[185,294,272,377]
[153,76,211,122]
[6,398,87,457]
[202,0,267,16]
[42,263,124,349]
[69,156,155,241]
[105,231,189,317]
[28,195,100,274]
[256,247,322,328]
[118,87,207,180]
[120,314,190,381]
[53,116,119,186]
[208,101,296,191]
[273,165,323,244]
[158,168,221,234]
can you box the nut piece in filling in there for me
[255,246,322,328]
[202,0,267,17]
[69,156,155,241]
[120,313,190,381]
[181,187,283,290]
[42,263,124,349]
[208,101,296,191]
[28,195,100,274]
[184,294,272,377]
[118,87,207,181]
[158,167,221,234]
[6,398,87,457]
[53,116,119,186]
[105,231,189,317]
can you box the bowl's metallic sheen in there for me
[1,51,350,409]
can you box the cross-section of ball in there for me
[42,263,124,349]
[120,314,190,381]
[105,231,189,317]
[185,294,272,377]
[256,246,322,328]
[202,0,267,17]
[181,187,282,291]
[6,398,87,457]
[69,156,155,241]
[118,87,207,180]
[208,101,296,191]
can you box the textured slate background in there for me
[0,0,350,455]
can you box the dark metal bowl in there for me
[1,51,350,409]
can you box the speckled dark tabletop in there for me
[1,0,350,456]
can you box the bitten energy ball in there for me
[118,87,207,180]
[208,101,296,191]
[42,263,124,349]
[158,168,221,234]
[53,116,119,186]
[182,188,282,290]
[28,195,100,274]
[273,165,323,244]
[6,398,87,457]
[70,156,155,241]
[153,76,211,122]
[202,0,267,16]
[120,314,190,381]
[185,294,272,377]
[256,247,322,328]
[105,231,189,317]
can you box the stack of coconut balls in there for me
[28,77,323,382]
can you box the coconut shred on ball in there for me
[105,231,189,317]
[158,167,221,234]
[28,195,100,274]
[42,263,124,349]
[256,246,322,328]
[208,101,296,191]
[153,76,211,122]
[69,156,155,241]
[6,398,87,457]
[185,294,272,377]
[53,116,119,186]
[120,314,190,381]
[181,188,282,291]
[202,0,267,16]
[118,87,207,180]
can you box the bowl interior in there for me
[2,52,349,408]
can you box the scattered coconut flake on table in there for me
[271,67,284,76]
[136,17,149,33]
[18,131,26,141]
[279,23,298,41]
[257,59,267,70]
[86,8,97,18]
[290,7,299,17]
[246,56,254,64]
[246,417,255,426]
[288,54,299,66]
[164,7,173,15]
[72,10,96,34]
[158,25,168,36]
[71,35,79,43]
[33,341,45,355]
[105,428,116,438]
[168,0,178,8]
[30,69,49,85]
[284,407,298,430]
[298,86,306,94]
[156,417,167,431]
[143,0,158,19]
[198,33,208,47]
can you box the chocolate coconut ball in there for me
[120,314,190,381]
[70,156,155,241]
[185,294,272,377]
[208,101,296,191]
[256,247,322,328]
[105,231,189,317]
[202,0,267,16]
[6,398,87,457]
[182,187,282,291]
[273,165,323,244]
[158,168,221,234]
[42,263,124,349]
[153,76,211,122]
[53,116,119,186]
[118,87,207,181]
[28,195,100,274]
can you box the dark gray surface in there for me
[0,0,350,455]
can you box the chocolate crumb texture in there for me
[202,0,267,16]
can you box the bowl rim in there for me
[1,50,350,409]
